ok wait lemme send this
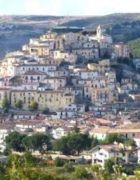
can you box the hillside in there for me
[0,15,87,58]
[1,13,140,58]
[129,38,140,58]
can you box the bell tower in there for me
[96,25,102,39]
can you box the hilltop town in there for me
[1,24,140,174]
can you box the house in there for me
[52,109,76,119]
[91,88,118,104]
[72,48,98,60]
[13,112,36,120]
[74,69,99,79]
[15,120,45,132]
[64,103,85,113]
[133,134,140,163]
[90,144,129,167]
[52,127,72,139]
[133,134,140,148]
[47,69,69,77]
[42,77,67,90]
[112,43,130,59]
[22,70,46,83]
[89,127,140,140]
[87,59,110,74]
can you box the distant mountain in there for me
[61,13,140,28]
[1,13,140,58]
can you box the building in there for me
[11,90,75,111]
[112,43,130,59]
[90,144,129,167]
[87,59,110,74]
[89,127,140,140]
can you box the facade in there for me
[11,90,75,111]
[89,128,140,140]
[91,144,129,167]
[113,43,130,58]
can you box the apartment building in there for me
[113,43,130,58]
[11,90,75,111]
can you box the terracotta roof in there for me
[16,120,44,126]
[133,134,140,139]
[0,88,10,91]
[90,127,140,134]
[0,123,15,130]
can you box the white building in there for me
[90,144,129,167]
[52,127,71,139]
[89,127,140,140]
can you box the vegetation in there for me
[15,99,23,109]
[54,157,64,167]
[5,132,50,153]
[0,153,140,180]
[104,157,116,174]
[1,97,10,109]
[129,38,140,58]
[42,107,50,114]
[53,132,91,155]
[30,100,38,110]
[5,131,26,152]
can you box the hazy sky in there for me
[0,0,140,16]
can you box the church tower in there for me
[96,25,102,39]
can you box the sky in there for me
[0,0,140,16]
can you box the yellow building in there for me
[24,45,50,56]
[11,90,75,111]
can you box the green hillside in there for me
[129,38,140,58]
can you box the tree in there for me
[54,157,64,167]
[5,131,26,152]
[54,132,91,156]
[42,107,50,114]
[30,100,38,110]
[104,157,115,174]
[124,139,136,147]
[1,97,10,109]
[15,99,23,109]
[53,136,71,155]
[22,133,50,152]
[102,133,125,144]
[91,137,99,148]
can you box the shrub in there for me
[54,157,64,167]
